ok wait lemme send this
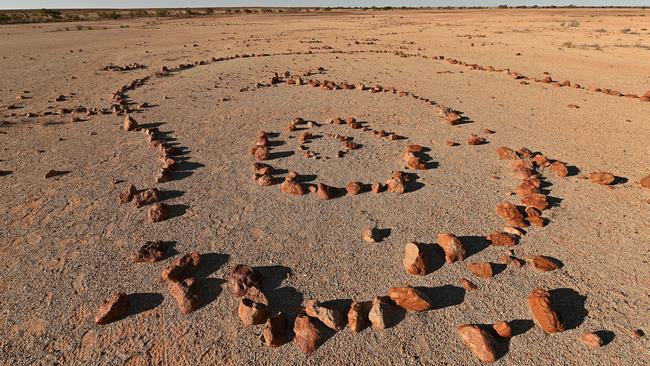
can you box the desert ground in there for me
[0,7,649,366]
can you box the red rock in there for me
[132,241,167,263]
[531,154,549,168]
[255,173,273,186]
[387,286,432,311]
[457,324,497,364]
[147,203,168,223]
[541,76,552,83]
[294,315,321,354]
[316,183,336,200]
[348,301,370,332]
[496,146,518,160]
[403,242,428,275]
[437,232,467,263]
[169,278,201,314]
[516,180,540,196]
[640,175,650,189]
[386,178,405,193]
[262,313,288,347]
[95,292,129,324]
[298,131,313,143]
[368,296,400,330]
[512,166,537,180]
[123,115,138,131]
[132,188,160,208]
[495,202,525,223]
[487,232,517,247]
[119,184,137,204]
[254,146,270,161]
[445,112,462,125]
[521,193,549,211]
[459,277,478,291]
[227,264,262,297]
[280,174,307,195]
[493,321,513,338]
[589,172,615,185]
[567,104,580,109]
[483,128,495,134]
[362,227,379,243]
[346,182,363,196]
[467,134,485,145]
[528,288,565,333]
[579,332,603,348]
[162,252,200,282]
[525,255,560,271]
[517,148,534,158]
[550,161,569,177]
[406,144,423,153]
[467,262,494,279]
[305,300,345,330]
[525,206,542,217]
[238,297,270,325]
[406,157,427,170]
[371,182,383,193]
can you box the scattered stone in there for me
[368,296,400,330]
[437,232,467,263]
[639,175,650,189]
[496,146,518,160]
[123,115,138,131]
[119,184,137,204]
[362,227,379,243]
[371,182,383,194]
[525,255,560,272]
[495,202,527,227]
[262,313,287,347]
[528,288,565,333]
[238,298,270,325]
[483,128,495,134]
[457,324,498,364]
[446,140,458,147]
[387,286,432,311]
[531,154,550,168]
[146,203,168,223]
[169,278,201,314]
[316,183,336,200]
[589,172,616,185]
[254,146,270,161]
[227,264,262,297]
[459,277,478,291]
[162,252,200,282]
[487,232,517,246]
[305,300,345,330]
[467,262,494,279]
[132,188,160,208]
[255,173,273,186]
[348,301,371,332]
[579,332,603,348]
[280,173,307,195]
[95,292,129,325]
[521,193,549,211]
[403,242,428,275]
[346,182,363,196]
[386,177,405,193]
[132,241,167,263]
[467,134,485,145]
[293,315,322,355]
[493,321,513,338]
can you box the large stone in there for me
[227,264,262,297]
[162,252,200,282]
[486,232,517,247]
[368,296,401,330]
[527,288,565,333]
[525,255,560,272]
[293,315,321,355]
[521,193,549,211]
[305,300,345,330]
[467,262,494,279]
[238,298,269,325]
[457,324,498,364]
[132,240,167,263]
[436,233,467,263]
[588,172,615,185]
[403,242,428,275]
[348,301,371,332]
[387,286,432,311]
[169,278,201,314]
[262,313,287,347]
[95,292,129,325]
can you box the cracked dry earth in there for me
[1,8,649,366]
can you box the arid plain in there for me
[1,8,649,366]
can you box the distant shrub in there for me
[98,11,121,19]
[156,9,169,17]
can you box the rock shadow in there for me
[550,288,587,330]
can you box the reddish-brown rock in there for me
[496,146,518,160]
[280,174,307,195]
[123,115,138,131]
[293,315,321,355]
[493,321,513,338]
[147,203,168,223]
[406,157,427,170]
[371,182,383,194]
[132,240,167,263]
[132,188,160,208]
[95,292,129,324]
[528,288,565,333]
[437,232,467,263]
[387,286,432,311]
[348,301,371,332]
[386,178,405,193]
[467,134,485,145]
[467,262,494,279]
[459,277,478,291]
[531,155,550,168]
[255,173,273,186]
[639,175,650,189]
[162,252,200,282]
[346,182,363,196]
[238,298,270,325]
[550,161,569,177]
[487,232,517,247]
[362,227,379,243]
[579,332,603,348]
[262,313,288,347]
[495,202,525,226]
[305,300,345,330]
[254,146,270,161]
[457,324,498,364]
[169,278,201,314]
[403,242,428,275]
[521,193,549,211]
[588,172,616,185]
[227,264,262,297]
[118,184,138,204]
[525,255,560,272]
[316,183,336,200]
[368,296,400,330]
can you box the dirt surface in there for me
[1,8,649,366]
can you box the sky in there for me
[0,0,647,10]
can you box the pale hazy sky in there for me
[0,0,647,10]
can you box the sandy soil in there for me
[1,8,649,366]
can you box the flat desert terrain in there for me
[1,8,649,366]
